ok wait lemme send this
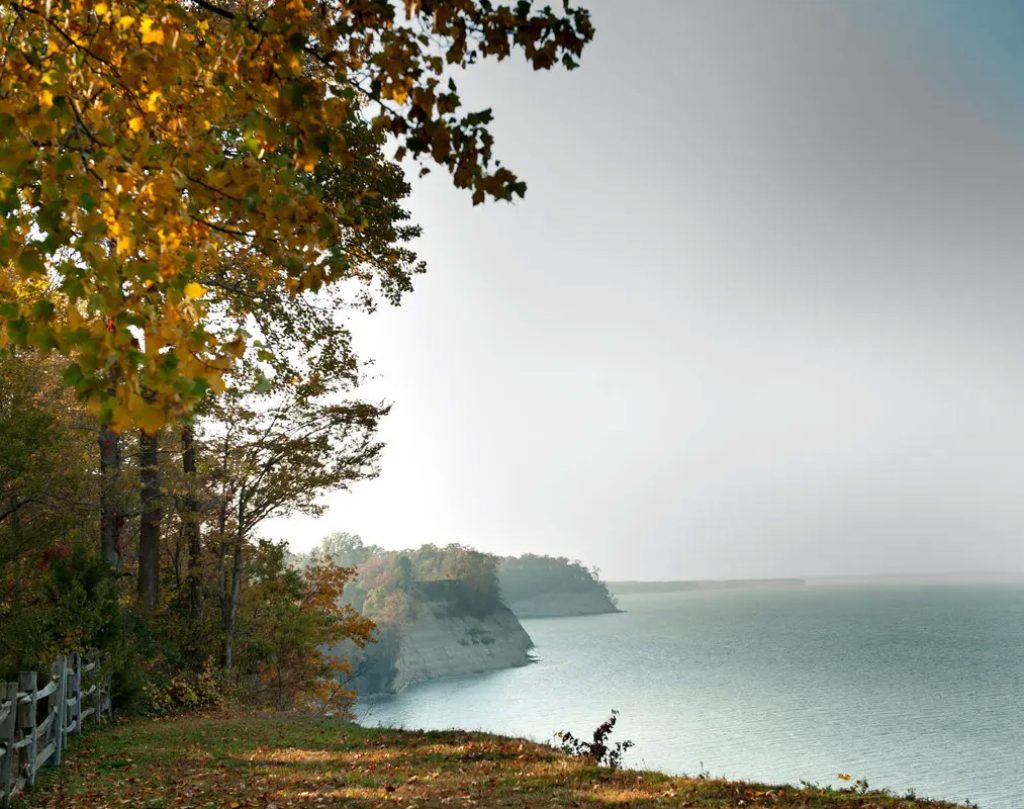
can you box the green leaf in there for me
[6,318,28,345]
[62,363,85,386]
[17,248,45,275]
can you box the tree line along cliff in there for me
[293,534,620,694]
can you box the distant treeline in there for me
[496,554,616,608]
[608,578,805,595]
[293,534,502,624]
[293,535,618,625]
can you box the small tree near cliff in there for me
[202,387,384,669]
[241,544,374,713]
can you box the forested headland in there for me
[497,554,620,617]
[293,535,619,693]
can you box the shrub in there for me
[143,659,225,716]
[555,710,635,770]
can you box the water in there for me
[356,582,1024,808]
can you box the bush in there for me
[143,659,225,716]
[555,710,635,770]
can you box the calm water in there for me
[356,583,1024,808]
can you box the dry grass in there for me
[18,712,968,809]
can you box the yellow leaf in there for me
[145,90,162,112]
[118,15,135,29]
[140,17,166,45]
[128,116,145,132]
[95,2,109,16]
[40,90,53,109]
[206,372,227,394]
[184,282,206,300]
[136,403,165,435]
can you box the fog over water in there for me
[274,1,1024,580]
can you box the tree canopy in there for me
[0,0,594,429]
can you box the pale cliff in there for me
[505,588,621,618]
[349,580,534,695]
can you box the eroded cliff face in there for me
[389,601,533,692]
[350,582,534,695]
[505,589,620,618]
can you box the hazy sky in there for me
[273,0,1024,580]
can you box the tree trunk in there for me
[98,428,124,569]
[182,426,203,626]
[137,429,162,609]
[222,531,244,670]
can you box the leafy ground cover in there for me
[19,713,967,809]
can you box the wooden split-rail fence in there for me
[0,652,112,808]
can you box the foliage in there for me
[555,710,635,771]
[497,553,617,606]
[237,544,375,713]
[0,348,96,569]
[20,714,968,809]
[0,343,378,716]
[142,658,224,716]
[0,0,594,429]
[1,544,120,674]
[0,0,596,729]
[303,534,502,623]
[204,389,384,535]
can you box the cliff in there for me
[505,587,620,618]
[350,580,534,695]
[497,554,621,618]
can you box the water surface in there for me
[357,583,1024,808]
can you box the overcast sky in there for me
[272,0,1024,580]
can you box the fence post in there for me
[17,672,37,788]
[0,683,18,809]
[0,652,112,805]
[94,657,103,725]
[101,653,113,722]
[51,657,66,767]
[70,653,82,736]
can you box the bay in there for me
[356,582,1024,808]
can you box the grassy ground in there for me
[18,713,967,809]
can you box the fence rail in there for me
[0,651,111,808]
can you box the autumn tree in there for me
[239,545,374,712]
[0,0,594,428]
[0,349,95,568]
[198,386,383,669]
[0,0,594,711]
